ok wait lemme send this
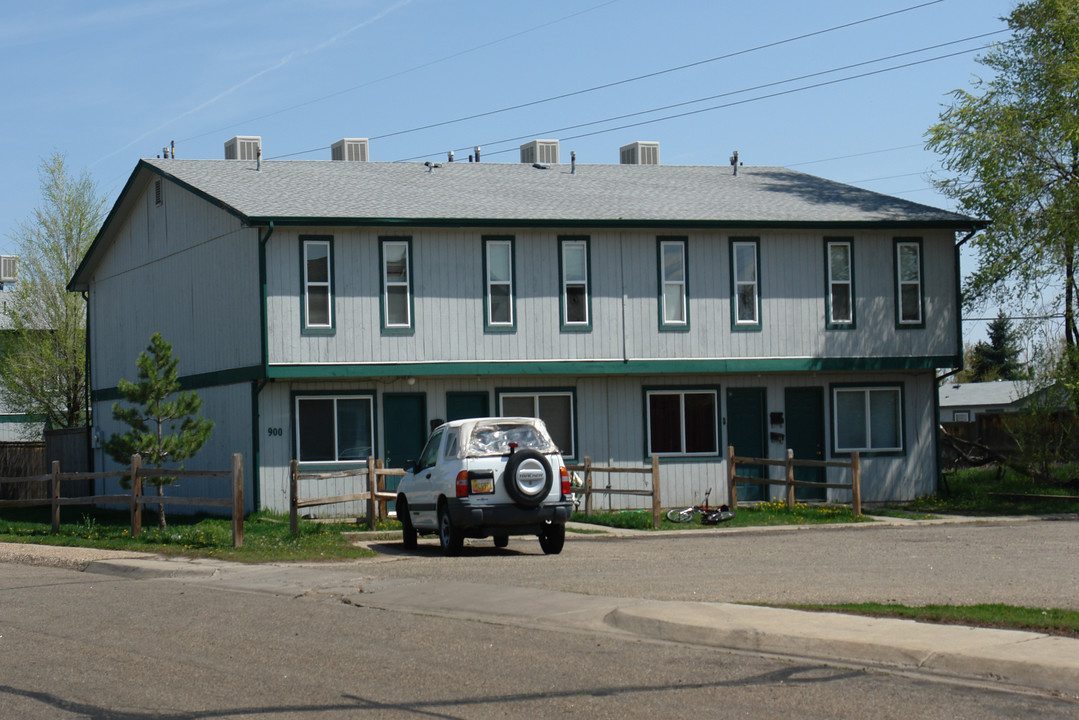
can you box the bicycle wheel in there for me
[666,507,694,523]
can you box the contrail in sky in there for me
[94,0,412,165]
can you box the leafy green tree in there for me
[927,0,1079,353]
[968,311,1025,381]
[0,152,105,433]
[104,334,214,530]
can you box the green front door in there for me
[382,393,428,507]
[726,388,767,502]
[446,391,489,422]
[785,387,826,501]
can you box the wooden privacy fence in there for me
[0,453,246,547]
[565,456,663,529]
[727,445,861,516]
[289,456,401,535]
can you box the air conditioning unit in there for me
[224,136,261,160]
[520,139,560,165]
[331,138,369,162]
[0,256,17,284]
[619,141,660,165]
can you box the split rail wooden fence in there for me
[727,445,861,516]
[0,453,246,546]
[289,456,401,535]
[565,456,662,529]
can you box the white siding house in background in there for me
[68,139,984,514]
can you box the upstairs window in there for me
[826,239,854,328]
[484,237,515,331]
[301,236,333,333]
[658,237,688,330]
[731,238,761,329]
[895,239,923,327]
[381,238,413,332]
[560,236,591,330]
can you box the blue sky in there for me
[1,0,1015,340]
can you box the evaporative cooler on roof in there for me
[619,141,660,165]
[224,136,261,160]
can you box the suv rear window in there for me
[466,422,557,457]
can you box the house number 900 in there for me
[267,427,283,437]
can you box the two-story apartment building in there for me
[68,138,983,513]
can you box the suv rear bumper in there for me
[446,498,573,536]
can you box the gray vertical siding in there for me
[246,369,936,515]
[87,177,261,390]
[91,382,254,515]
[264,227,957,366]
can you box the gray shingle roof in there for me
[143,158,980,227]
[938,381,1030,408]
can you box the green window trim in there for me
[829,382,906,457]
[824,237,856,330]
[495,387,577,459]
[379,236,415,335]
[657,236,690,332]
[300,235,335,336]
[730,237,762,332]
[559,235,592,332]
[894,237,925,329]
[483,235,517,333]
[643,386,721,458]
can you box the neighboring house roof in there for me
[70,158,985,291]
[938,381,1032,410]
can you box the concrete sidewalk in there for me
[2,518,1078,697]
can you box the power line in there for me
[267,0,954,161]
[366,0,948,144]
[398,41,996,162]
[787,144,924,167]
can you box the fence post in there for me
[130,454,142,538]
[289,459,299,536]
[375,458,387,520]
[650,455,661,529]
[785,449,795,509]
[727,446,737,508]
[583,456,593,516]
[367,456,377,530]
[231,453,244,548]
[851,451,861,517]
[50,460,60,533]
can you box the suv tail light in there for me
[560,466,570,497]
[455,470,469,498]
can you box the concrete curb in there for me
[606,602,1079,694]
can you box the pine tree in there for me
[103,334,214,530]
[969,311,1025,381]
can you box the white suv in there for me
[396,417,573,556]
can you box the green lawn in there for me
[768,602,1079,639]
[0,507,376,562]
[575,499,871,531]
[903,466,1079,515]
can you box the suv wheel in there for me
[503,449,554,508]
[438,504,464,556]
[398,497,417,549]
[538,523,565,555]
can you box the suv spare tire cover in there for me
[503,449,554,508]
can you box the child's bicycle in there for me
[665,487,735,525]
